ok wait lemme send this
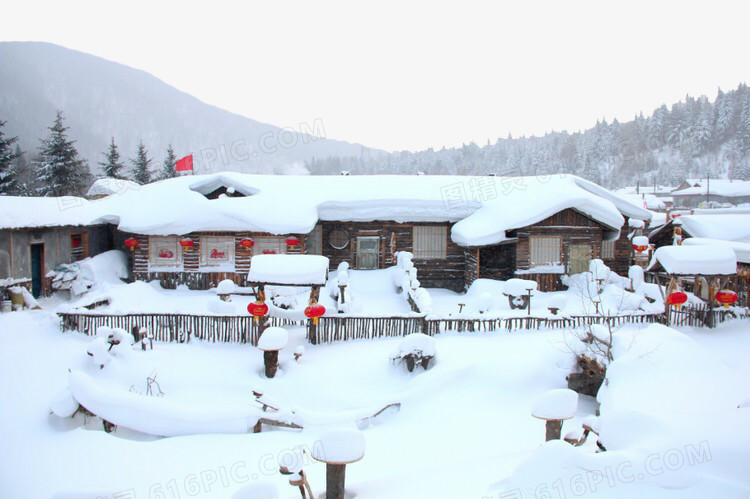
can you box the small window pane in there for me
[530,236,561,266]
[413,226,447,259]
[602,239,615,259]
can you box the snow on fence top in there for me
[247,254,329,285]
[676,214,750,243]
[647,245,737,276]
[0,173,651,246]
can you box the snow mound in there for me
[50,388,79,418]
[231,482,279,499]
[258,327,289,351]
[312,428,366,463]
[50,250,129,296]
[531,388,578,420]
[67,371,257,437]
[504,278,538,296]
[248,254,329,285]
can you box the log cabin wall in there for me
[478,243,516,281]
[603,217,635,275]
[319,221,465,292]
[514,208,607,291]
[129,231,305,290]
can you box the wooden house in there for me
[0,173,651,293]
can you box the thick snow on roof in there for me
[672,179,750,198]
[247,254,329,285]
[86,178,141,197]
[0,174,650,246]
[677,214,750,243]
[616,193,666,210]
[682,238,750,264]
[647,245,737,275]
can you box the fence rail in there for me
[60,311,671,345]
[668,304,750,328]
[58,313,305,345]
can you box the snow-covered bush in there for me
[214,279,236,298]
[86,337,111,369]
[392,333,436,372]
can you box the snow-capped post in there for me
[257,327,288,378]
[312,428,366,499]
[216,279,236,302]
[531,389,578,442]
[247,284,269,335]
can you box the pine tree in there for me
[0,120,20,195]
[158,144,177,180]
[34,111,90,196]
[99,137,126,179]
[131,140,152,184]
[11,145,35,195]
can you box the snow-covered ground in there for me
[1,306,749,498]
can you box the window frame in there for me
[412,225,448,260]
[199,236,236,270]
[601,239,615,260]
[70,232,88,262]
[148,236,183,270]
[529,235,562,267]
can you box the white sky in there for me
[2,0,749,152]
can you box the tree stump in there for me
[326,463,346,499]
[264,350,279,378]
[545,419,563,441]
[404,355,416,372]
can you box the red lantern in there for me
[124,238,139,251]
[715,289,738,308]
[304,303,326,325]
[632,244,649,252]
[247,301,269,323]
[666,291,688,308]
[286,236,300,247]
[179,238,194,251]
[240,238,255,250]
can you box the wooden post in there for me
[545,419,563,441]
[326,463,346,499]
[264,350,279,378]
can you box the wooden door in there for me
[30,243,44,298]
[568,243,591,275]
[356,236,380,270]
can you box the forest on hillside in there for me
[307,84,750,188]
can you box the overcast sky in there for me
[3,0,749,152]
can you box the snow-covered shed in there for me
[671,179,750,208]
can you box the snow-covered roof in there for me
[672,179,750,198]
[647,245,737,275]
[0,173,651,246]
[247,254,329,285]
[682,238,750,264]
[676,214,750,243]
[86,178,141,198]
[616,193,666,211]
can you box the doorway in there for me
[30,243,44,298]
[356,237,380,270]
[568,243,591,275]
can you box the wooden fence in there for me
[668,304,750,328]
[60,306,749,345]
[58,313,304,345]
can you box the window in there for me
[329,229,350,250]
[602,239,615,259]
[149,237,182,269]
[413,226,447,259]
[70,233,88,262]
[306,226,323,255]
[254,237,287,255]
[530,236,561,266]
[200,236,235,269]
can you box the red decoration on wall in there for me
[159,250,174,258]
[240,238,255,250]
[124,238,139,251]
[210,249,225,259]
[632,244,648,252]
[286,236,300,247]
[179,238,194,250]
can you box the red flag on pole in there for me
[175,154,193,172]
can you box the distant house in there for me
[0,197,113,297]
[671,179,750,208]
[0,174,651,293]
